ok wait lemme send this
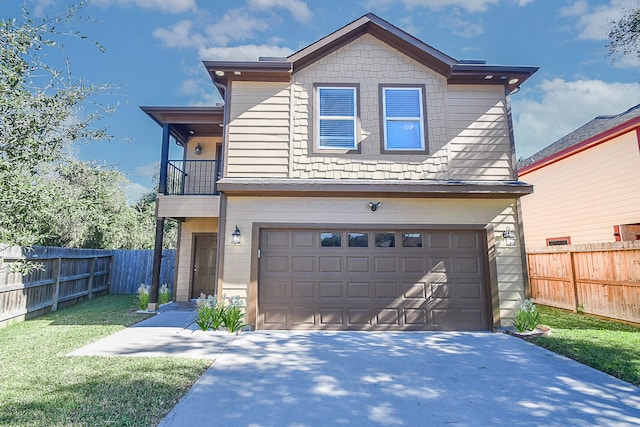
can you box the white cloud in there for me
[248,0,313,22]
[397,0,501,12]
[445,16,484,38]
[92,0,197,13]
[205,9,269,46]
[512,78,640,158]
[122,182,151,204]
[198,44,294,61]
[153,20,203,48]
[561,0,638,41]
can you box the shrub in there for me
[193,293,247,333]
[513,298,541,333]
[137,284,150,311]
[159,283,171,305]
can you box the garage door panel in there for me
[291,256,315,273]
[375,257,398,273]
[404,308,427,325]
[319,257,342,272]
[291,282,315,298]
[262,281,288,300]
[319,282,342,298]
[347,282,371,298]
[320,309,343,325]
[264,230,289,248]
[259,228,489,331]
[265,256,288,273]
[348,309,372,325]
[403,282,427,299]
[377,309,400,325]
[402,257,425,273]
[455,257,481,274]
[292,231,315,248]
[291,307,315,325]
[347,257,369,272]
[454,231,481,249]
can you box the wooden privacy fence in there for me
[109,249,176,294]
[0,246,176,327]
[527,241,640,324]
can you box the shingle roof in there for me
[518,103,640,171]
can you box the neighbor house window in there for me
[317,86,357,150]
[381,86,426,151]
[546,237,571,246]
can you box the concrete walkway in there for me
[71,308,640,426]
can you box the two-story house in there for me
[142,13,538,331]
[519,104,640,248]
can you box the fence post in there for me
[108,253,114,294]
[88,257,96,299]
[568,251,579,313]
[52,257,62,311]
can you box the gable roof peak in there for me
[287,12,457,76]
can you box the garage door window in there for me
[402,233,423,247]
[348,233,368,247]
[375,233,395,247]
[320,232,342,247]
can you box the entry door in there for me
[191,234,217,298]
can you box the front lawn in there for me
[0,295,211,427]
[527,305,640,386]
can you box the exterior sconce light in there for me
[195,143,202,155]
[502,227,516,247]
[368,201,381,212]
[231,225,241,244]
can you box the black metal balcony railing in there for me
[165,160,220,195]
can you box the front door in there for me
[191,234,217,299]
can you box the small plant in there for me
[193,293,247,333]
[159,284,172,305]
[137,284,151,311]
[512,298,541,333]
[222,295,247,333]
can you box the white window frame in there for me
[316,86,358,150]
[381,86,426,151]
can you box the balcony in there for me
[157,160,221,219]
[165,159,221,196]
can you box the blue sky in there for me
[3,0,640,202]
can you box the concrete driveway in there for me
[158,330,640,427]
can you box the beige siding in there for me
[520,131,640,248]
[290,34,449,180]
[156,195,220,218]
[174,218,218,301]
[226,82,290,177]
[447,86,513,181]
[221,196,525,327]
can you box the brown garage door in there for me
[258,228,490,331]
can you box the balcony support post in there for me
[159,123,170,195]
[148,217,165,311]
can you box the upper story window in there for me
[381,86,426,152]
[317,86,358,150]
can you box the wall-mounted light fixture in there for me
[368,201,381,212]
[195,143,202,155]
[231,225,241,244]
[502,227,516,247]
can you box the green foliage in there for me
[159,283,172,305]
[194,294,247,333]
[0,3,115,248]
[608,7,640,62]
[512,299,541,332]
[137,283,150,310]
[528,306,640,386]
[0,295,209,426]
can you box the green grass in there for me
[527,305,640,386]
[0,295,211,427]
